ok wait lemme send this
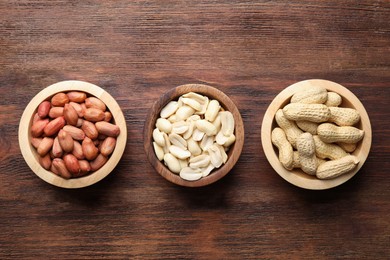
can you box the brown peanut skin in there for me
[69,102,84,117]
[43,116,65,136]
[31,137,43,149]
[38,101,51,118]
[82,137,99,160]
[81,120,99,140]
[72,141,85,160]
[76,118,84,127]
[63,154,80,175]
[104,111,112,122]
[90,154,108,172]
[31,91,115,179]
[67,91,87,103]
[48,107,64,118]
[58,129,74,153]
[100,137,116,156]
[95,121,120,137]
[39,153,52,170]
[31,118,49,137]
[84,108,105,122]
[52,137,63,158]
[78,160,91,176]
[52,158,72,179]
[33,113,41,124]
[63,125,85,141]
[85,97,106,111]
[51,93,69,107]
[37,137,54,156]
[50,162,60,176]
[64,103,79,126]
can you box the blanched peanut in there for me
[160,101,179,118]
[212,114,222,133]
[180,167,203,181]
[162,133,170,154]
[217,144,228,163]
[183,92,206,105]
[196,120,217,136]
[152,128,165,147]
[192,128,205,141]
[182,97,202,111]
[153,142,164,161]
[168,145,191,160]
[183,120,195,140]
[223,134,236,148]
[154,92,235,181]
[220,111,234,137]
[176,106,195,121]
[201,164,215,177]
[156,118,172,134]
[205,100,220,122]
[208,144,223,168]
[187,137,202,156]
[168,133,187,150]
[164,153,181,174]
[172,121,189,134]
[200,135,214,151]
[189,154,210,168]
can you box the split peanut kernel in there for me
[153,92,236,181]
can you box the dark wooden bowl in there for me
[144,84,244,187]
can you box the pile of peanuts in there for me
[271,86,364,179]
[152,92,236,181]
[31,91,120,179]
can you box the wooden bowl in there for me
[18,80,127,188]
[261,79,372,190]
[144,84,244,187]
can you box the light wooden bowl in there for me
[18,80,127,188]
[144,84,244,187]
[261,79,372,190]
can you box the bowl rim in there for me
[18,80,127,188]
[261,79,372,190]
[143,83,245,187]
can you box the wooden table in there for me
[1,1,389,258]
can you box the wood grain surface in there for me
[1,0,389,259]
